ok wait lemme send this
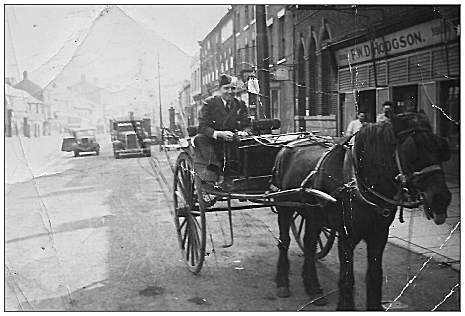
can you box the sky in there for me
[6,5,229,80]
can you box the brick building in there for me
[178,80,191,127]
[190,53,201,127]
[198,5,295,131]
[199,9,235,97]
[292,4,459,178]
[196,4,459,163]
[292,5,459,140]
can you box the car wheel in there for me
[74,151,79,157]
[96,150,100,156]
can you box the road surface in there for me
[5,136,460,311]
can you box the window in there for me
[271,89,279,118]
[297,43,306,117]
[245,44,250,64]
[236,12,240,29]
[268,24,274,64]
[439,81,459,151]
[278,16,285,59]
[245,6,249,24]
[251,5,255,20]
[36,104,39,113]
[308,38,316,115]
[237,48,242,66]
[230,56,234,69]
[251,40,256,65]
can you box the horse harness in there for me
[301,128,443,222]
[344,128,443,222]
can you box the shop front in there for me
[335,18,459,179]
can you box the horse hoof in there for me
[277,287,291,298]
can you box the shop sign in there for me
[274,66,289,80]
[336,19,458,67]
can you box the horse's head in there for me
[392,112,452,225]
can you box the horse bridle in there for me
[348,127,443,216]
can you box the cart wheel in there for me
[173,152,206,274]
[291,213,336,259]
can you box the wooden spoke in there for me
[182,223,189,249]
[317,235,324,249]
[298,217,305,237]
[291,213,336,260]
[179,218,187,231]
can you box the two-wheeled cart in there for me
[172,128,337,274]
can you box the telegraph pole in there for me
[255,5,270,119]
[157,53,164,147]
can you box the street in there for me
[5,136,460,311]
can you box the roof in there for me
[5,83,43,104]
[13,72,44,101]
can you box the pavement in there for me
[5,134,72,185]
[388,178,461,271]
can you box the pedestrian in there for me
[376,101,392,123]
[193,74,251,188]
[346,111,367,136]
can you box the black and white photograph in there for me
[4,3,460,311]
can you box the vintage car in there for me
[110,119,152,158]
[61,128,100,157]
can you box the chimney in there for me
[23,71,28,80]
[169,107,175,130]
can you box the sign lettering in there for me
[336,19,458,67]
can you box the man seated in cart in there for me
[193,74,251,189]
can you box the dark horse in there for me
[271,112,452,310]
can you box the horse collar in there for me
[349,130,444,214]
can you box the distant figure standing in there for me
[376,101,392,123]
[346,112,367,136]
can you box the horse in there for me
[271,111,452,310]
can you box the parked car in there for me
[61,128,100,157]
[110,119,152,158]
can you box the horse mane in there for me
[354,121,397,194]
[353,112,435,195]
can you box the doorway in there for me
[356,90,376,122]
[392,84,418,113]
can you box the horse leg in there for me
[337,235,359,310]
[275,207,293,298]
[302,213,328,305]
[365,230,389,310]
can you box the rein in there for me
[347,130,443,215]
